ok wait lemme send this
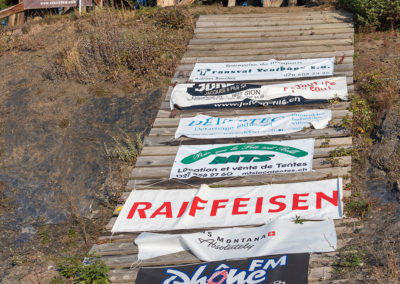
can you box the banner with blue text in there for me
[135,253,309,284]
[175,110,331,139]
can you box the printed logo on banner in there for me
[189,58,335,82]
[111,179,343,233]
[170,77,348,110]
[174,110,332,139]
[170,139,314,180]
[135,219,337,261]
[135,253,310,284]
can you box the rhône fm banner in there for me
[112,179,343,233]
[175,110,332,139]
[170,139,314,180]
[189,58,335,82]
[170,77,348,109]
[135,253,310,284]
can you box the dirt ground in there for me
[0,3,399,283]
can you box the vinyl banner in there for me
[23,0,92,9]
[112,178,343,233]
[135,253,310,284]
[175,110,332,139]
[135,219,337,261]
[189,58,335,82]
[170,139,314,180]
[170,77,348,109]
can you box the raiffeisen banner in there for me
[135,219,337,261]
[170,139,314,180]
[111,178,343,233]
[170,77,348,109]
[189,58,335,82]
[136,253,310,284]
[175,110,332,139]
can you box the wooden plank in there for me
[105,216,359,236]
[128,166,351,190]
[140,137,352,156]
[148,118,346,135]
[131,155,351,179]
[134,155,351,169]
[92,224,356,258]
[194,23,354,34]
[189,33,354,45]
[157,102,351,118]
[195,18,352,28]
[197,12,351,19]
[0,3,24,20]
[187,39,353,51]
[180,50,354,64]
[184,45,352,58]
[176,59,352,72]
[194,28,354,39]
[100,239,351,269]
[152,110,351,128]
[143,127,350,147]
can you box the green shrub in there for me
[339,0,400,30]
[57,255,110,283]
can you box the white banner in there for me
[170,139,314,180]
[175,110,332,139]
[170,77,348,109]
[136,219,337,261]
[189,58,335,82]
[112,179,343,233]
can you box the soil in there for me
[0,3,399,284]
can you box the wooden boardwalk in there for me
[92,11,356,283]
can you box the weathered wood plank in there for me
[100,238,351,269]
[185,45,353,58]
[139,137,352,156]
[131,155,351,179]
[157,103,351,118]
[93,224,356,258]
[194,28,354,39]
[197,12,351,19]
[143,127,350,147]
[195,18,352,27]
[181,50,353,64]
[128,166,351,190]
[176,62,353,73]
[189,33,353,45]
[152,110,350,128]
[105,217,359,236]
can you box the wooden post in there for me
[263,0,271,6]
[8,14,16,26]
[227,0,235,7]
[16,0,24,25]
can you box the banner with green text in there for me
[170,139,314,179]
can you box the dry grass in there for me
[44,7,194,91]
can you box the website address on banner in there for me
[174,168,309,179]
[213,97,302,108]
[40,0,76,4]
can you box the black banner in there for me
[136,253,309,284]
[187,83,260,97]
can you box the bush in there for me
[57,255,110,283]
[339,0,400,30]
